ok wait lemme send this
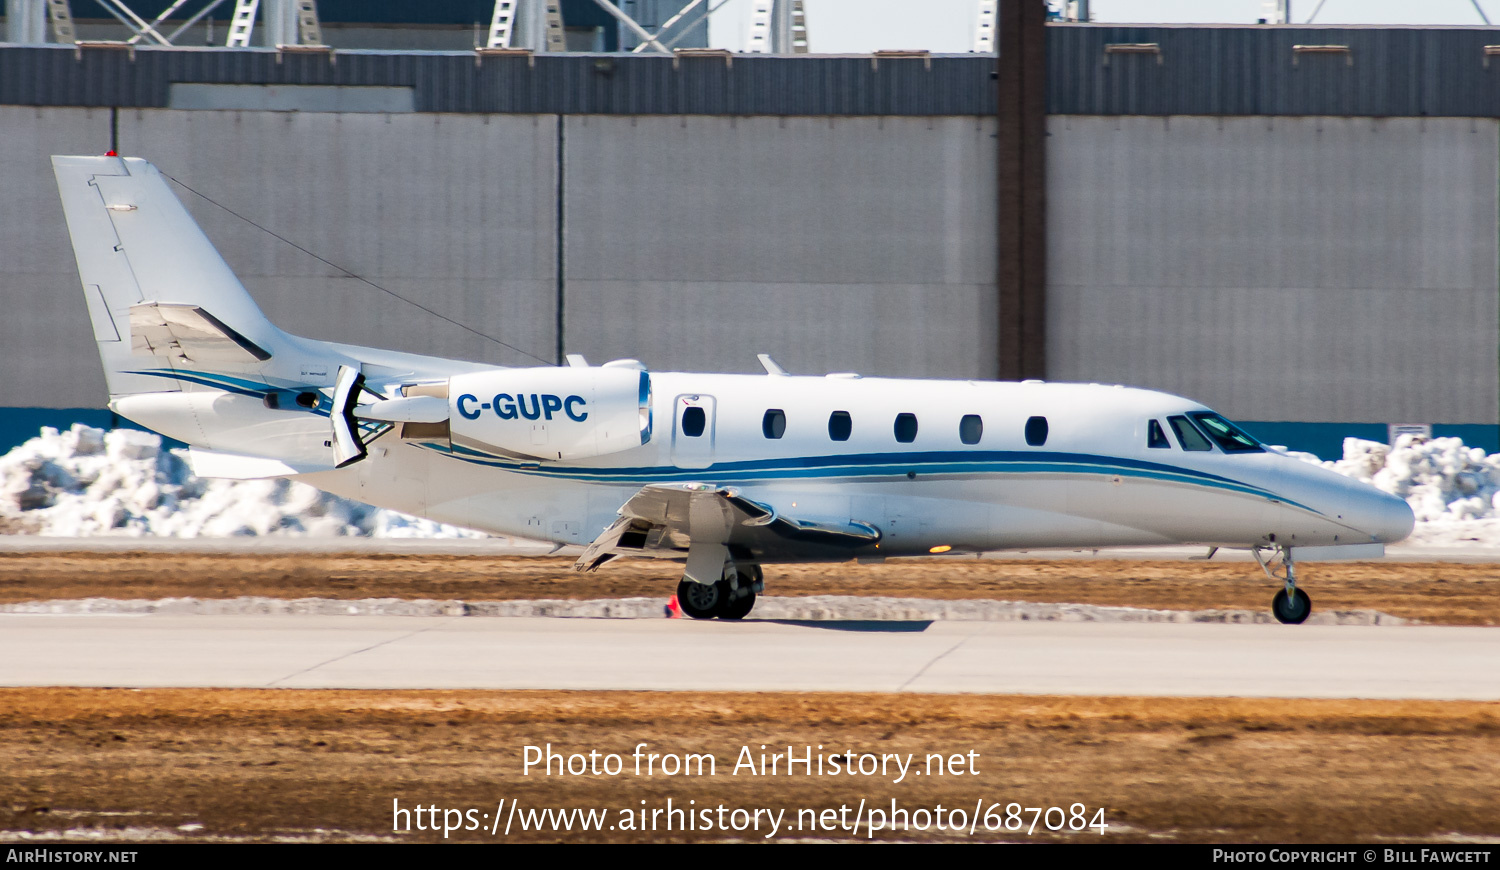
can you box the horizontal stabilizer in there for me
[185,448,334,480]
[130,302,272,364]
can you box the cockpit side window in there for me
[1147,419,1170,449]
[1168,415,1214,451]
[1188,412,1265,453]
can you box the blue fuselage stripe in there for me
[123,368,1313,514]
[420,442,1309,511]
[125,369,333,417]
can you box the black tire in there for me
[1271,588,1312,625]
[676,578,722,620]
[719,588,756,620]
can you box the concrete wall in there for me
[561,115,1000,379]
[0,106,104,408]
[124,109,563,371]
[0,107,1000,408]
[1047,115,1500,425]
[1,106,561,407]
[5,106,1496,432]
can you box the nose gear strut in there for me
[1253,544,1312,624]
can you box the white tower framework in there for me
[46,0,76,43]
[973,0,995,53]
[747,0,806,55]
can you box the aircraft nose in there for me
[1355,487,1416,544]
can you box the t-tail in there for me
[54,154,651,479]
[51,155,434,472]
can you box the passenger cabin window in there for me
[1024,416,1048,447]
[762,409,786,439]
[1168,415,1213,451]
[894,413,918,443]
[681,406,706,437]
[1189,412,1265,453]
[960,414,983,445]
[828,411,853,442]
[1147,419,1170,449]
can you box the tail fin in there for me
[51,155,294,398]
[51,155,458,471]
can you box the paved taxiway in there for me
[5,536,1499,561]
[2,614,1498,699]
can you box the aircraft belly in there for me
[356,442,429,517]
[425,479,594,541]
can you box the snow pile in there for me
[5,423,1500,545]
[1269,434,1500,547]
[0,424,484,538]
[1321,436,1500,523]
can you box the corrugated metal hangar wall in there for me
[1047,114,1498,427]
[1045,26,1500,445]
[1,23,1498,455]
[0,106,999,400]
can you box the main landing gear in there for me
[1253,544,1312,625]
[676,564,764,620]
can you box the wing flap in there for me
[573,483,881,571]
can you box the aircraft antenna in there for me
[164,173,555,366]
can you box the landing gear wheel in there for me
[718,566,762,620]
[1272,587,1312,625]
[1256,545,1312,625]
[676,579,722,620]
[719,587,756,620]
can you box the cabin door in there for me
[671,394,716,469]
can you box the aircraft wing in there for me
[574,483,881,571]
[184,448,336,480]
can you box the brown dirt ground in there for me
[0,552,1497,624]
[0,689,1496,843]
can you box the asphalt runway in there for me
[3,614,1498,699]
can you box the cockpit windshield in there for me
[1187,412,1264,453]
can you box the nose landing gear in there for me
[1254,545,1312,624]
[1272,586,1312,624]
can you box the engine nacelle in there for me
[448,366,652,461]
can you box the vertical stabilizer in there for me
[51,155,295,398]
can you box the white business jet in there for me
[51,155,1414,624]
